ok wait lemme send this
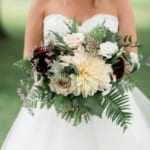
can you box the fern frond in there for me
[102,87,132,131]
[64,17,78,33]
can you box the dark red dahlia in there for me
[112,57,125,80]
[31,47,55,73]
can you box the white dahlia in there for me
[60,46,113,98]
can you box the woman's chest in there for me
[44,0,117,25]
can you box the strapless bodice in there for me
[43,14,119,46]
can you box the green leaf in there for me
[83,92,104,118]
[13,59,32,74]
[123,35,129,43]
[50,31,74,55]
[53,94,72,114]
[129,35,132,43]
[104,30,119,42]
[64,17,78,33]
[90,25,107,41]
[73,108,81,126]
[102,87,132,132]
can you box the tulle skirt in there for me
[1,87,150,150]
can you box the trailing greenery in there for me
[102,87,132,132]
[14,58,132,130]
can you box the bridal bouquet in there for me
[14,18,140,131]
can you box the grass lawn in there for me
[0,0,150,146]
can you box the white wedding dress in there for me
[1,14,150,150]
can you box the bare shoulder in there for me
[30,0,49,15]
[111,0,132,13]
[111,0,130,6]
[31,0,49,6]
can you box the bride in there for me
[1,0,150,150]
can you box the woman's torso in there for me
[42,0,119,46]
[43,0,118,25]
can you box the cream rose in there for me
[50,79,71,96]
[98,42,118,58]
[63,33,85,49]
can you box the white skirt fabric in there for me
[1,87,150,150]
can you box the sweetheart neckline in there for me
[43,13,119,26]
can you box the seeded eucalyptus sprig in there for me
[90,23,107,42]
[90,22,121,43]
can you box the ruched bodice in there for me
[43,14,119,46]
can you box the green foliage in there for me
[104,30,120,43]
[13,59,32,75]
[90,23,121,43]
[53,94,72,114]
[47,86,132,129]
[83,92,104,118]
[53,94,78,124]
[102,87,132,131]
[52,94,86,125]
[90,25,107,41]
[50,31,74,56]
[65,17,78,34]
[123,35,142,48]
[27,83,54,109]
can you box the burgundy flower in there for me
[112,57,125,80]
[31,47,55,73]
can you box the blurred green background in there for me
[0,0,150,146]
